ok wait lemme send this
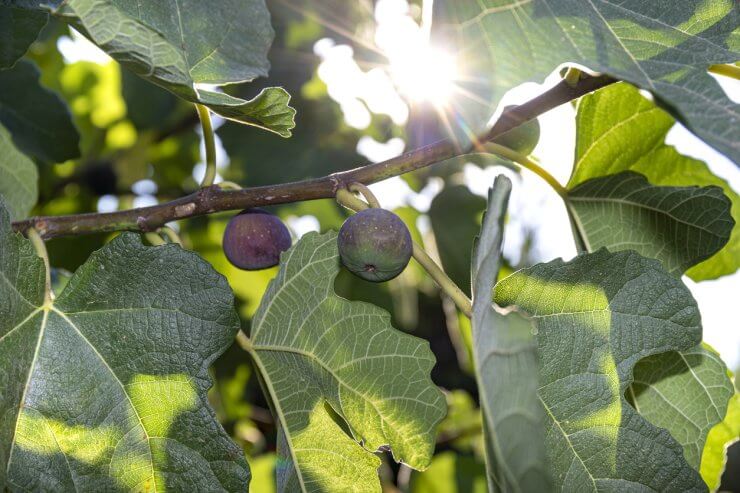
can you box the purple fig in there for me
[223,209,291,270]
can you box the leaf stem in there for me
[196,104,217,188]
[349,182,381,208]
[218,181,242,191]
[159,226,182,245]
[144,232,166,246]
[235,329,253,351]
[412,242,472,317]
[485,142,568,198]
[709,63,740,80]
[563,67,582,87]
[335,188,370,212]
[486,142,585,254]
[565,202,589,253]
[26,228,53,305]
[336,188,473,318]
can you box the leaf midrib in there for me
[52,307,158,492]
[252,343,390,437]
[6,309,47,486]
[5,305,159,492]
[538,395,598,489]
[246,348,310,493]
[251,235,336,340]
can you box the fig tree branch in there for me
[12,75,616,239]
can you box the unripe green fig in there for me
[338,208,412,282]
[223,209,291,270]
[491,106,540,155]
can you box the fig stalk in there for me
[196,104,217,188]
[484,142,567,197]
[26,227,52,305]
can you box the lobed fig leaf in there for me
[337,208,412,282]
[223,209,292,271]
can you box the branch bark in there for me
[13,75,615,239]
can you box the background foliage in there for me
[0,0,738,491]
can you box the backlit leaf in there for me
[630,344,734,473]
[569,82,739,280]
[436,0,739,162]
[50,0,296,136]
[568,171,733,277]
[246,231,446,492]
[700,392,740,491]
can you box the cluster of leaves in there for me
[0,1,738,492]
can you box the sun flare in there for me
[387,44,458,105]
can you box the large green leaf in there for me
[471,176,551,491]
[495,249,706,491]
[245,231,446,493]
[569,82,739,280]
[120,68,180,131]
[0,203,249,490]
[0,59,80,162]
[568,171,733,277]
[0,124,37,220]
[48,0,296,136]
[436,0,739,162]
[0,5,47,68]
[630,344,734,472]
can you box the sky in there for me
[57,0,740,369]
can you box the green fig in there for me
[338,208,412,282]
[492,106,540,155]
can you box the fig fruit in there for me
[223,209,291,270]
[338,208,412,282]
[491,106,540,155]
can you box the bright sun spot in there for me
[314,0,458,131]
[387,45,458,103]
[374,0,457,105]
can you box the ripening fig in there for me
[223,209,292,270]
[338,208,412,282]
[491,105,540,155]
